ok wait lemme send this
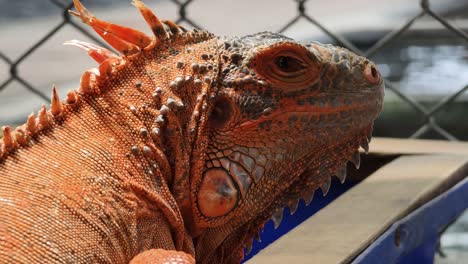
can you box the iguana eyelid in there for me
[250,43,321,90]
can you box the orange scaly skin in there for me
[0,0,384,263]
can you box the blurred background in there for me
[0,0,467,263]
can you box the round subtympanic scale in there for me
[198,168,238,217]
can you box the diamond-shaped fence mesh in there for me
[0,0,467,141]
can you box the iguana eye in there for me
[250,43,320,90]
[275,56,305,73]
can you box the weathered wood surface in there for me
[249,138,468,264]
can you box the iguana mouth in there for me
[239,102,382,129]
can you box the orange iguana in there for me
[0,0,384,263]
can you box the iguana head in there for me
[190,33,384,261]
[64,1,383,262]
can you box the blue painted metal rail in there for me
[353,176,468,264]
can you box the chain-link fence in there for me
[0,0,467,141]
[0,0,467,262]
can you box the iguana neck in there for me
[70,38,222,239]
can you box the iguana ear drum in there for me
[198,168,239,217]
[209,97,233,129]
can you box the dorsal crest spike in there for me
[79,69,100,94]
[132,0,168,40]
[2,126,16,151]
[350,150,360,169]
[92,27,140,56]
[26,113,37,134]
[335,166,347,184]
[66,90,78,105]
[271,208,284,229]
[98,58,120,76]
[245,239,253,255]
[38,105,51,129]
[71,0,147,55]
[302,189,315,206]
[288,198,300,215]
[161,20,181,36]
[361,139,369,153]
[51,84,63,117]
[14,127,28,146]
[63,40,119,64]
[320,177,331,196]
[69,0,93,24]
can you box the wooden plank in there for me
[369,137,468,155]
[248,154,468,264]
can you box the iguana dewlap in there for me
[0,0,384,263]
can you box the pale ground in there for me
[0,0,467,263]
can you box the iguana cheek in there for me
[198,168,238,217]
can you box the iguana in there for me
[0,0,384,263]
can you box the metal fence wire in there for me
[0,0,467,141]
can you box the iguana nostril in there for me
[364,64,381,85]
[371,65,378,79]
